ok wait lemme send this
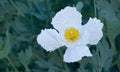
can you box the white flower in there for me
[37,6,103,63]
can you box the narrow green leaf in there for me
[35,60,49,68]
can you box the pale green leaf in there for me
[96,38,113,71]
[96,0,120,45]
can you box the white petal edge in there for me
[37,29,63,52]
[51,6,82,32]
[85,18,103,45]
[63,46,92,63]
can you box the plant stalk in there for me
[6,56,19,72]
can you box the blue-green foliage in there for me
[0,0,120,72]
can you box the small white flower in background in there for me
[37,6,103,63]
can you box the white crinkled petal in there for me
[51,6,82,32]
[63,46,92,63]
[78,26,89,45]
[85,18,103,45]
[37,29,63,52]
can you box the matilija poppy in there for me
[37,6,103,63]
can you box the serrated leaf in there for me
[96,38,113,71]
[0,31,11,59]
[18,48,32,65]
[16,1,30,13]
[18,47,32,72]
[96,0,120,45]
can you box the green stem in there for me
[94,0,97,17]
[6,56,19,72]
[44,0,51,21]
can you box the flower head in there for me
[37,6,103,63]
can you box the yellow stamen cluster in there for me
[64,28,80,42]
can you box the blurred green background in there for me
[0,0,120,72]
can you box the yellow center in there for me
[64,28,80,42]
